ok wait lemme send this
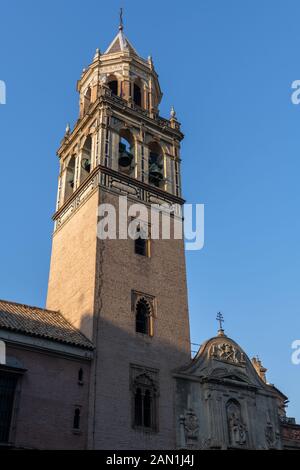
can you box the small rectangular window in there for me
[134,225,150,257]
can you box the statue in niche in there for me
[227,400,247,447]
[265,413,279,448]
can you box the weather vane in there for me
[216,312,224,331]
[119,7,124,31]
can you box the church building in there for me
[0,20,299,450]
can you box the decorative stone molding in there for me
[209,341,246,366]
[131,291,156,317]
[130,364,159,397]
[265,420,279,448]
[53,164,184,232]
[179,408,199,449]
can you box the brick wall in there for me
[6,344,90,450]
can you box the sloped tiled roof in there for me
[0,299,93,350]
[105,30,138,56]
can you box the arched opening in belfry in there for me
[108,76,118,96]
[64,155,76,202]
[133,80,142,107]
[148,142,164,188]
[118,129,134,174]
[83,87,91,114]
[80,135,92,184]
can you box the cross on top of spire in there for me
[119,8,124,31]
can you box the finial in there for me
[170,105,177,119]
[216,312,225,335]
[119,7,124,31]
[93,48,101,61]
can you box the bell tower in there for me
[46,20,191,449]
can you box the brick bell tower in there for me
[46,18,191,449]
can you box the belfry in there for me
[46,18,191,449]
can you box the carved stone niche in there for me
[209,341,246,366]
[226,399,247,448]
[179,408,199,449]
[265,413,280,449]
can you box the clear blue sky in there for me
[0,0,299,420]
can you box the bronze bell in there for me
[119,142,133,168]
[81,158,91,173]
[149,163,163,186]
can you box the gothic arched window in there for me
[132,373,158,431]
[135,298,152,335]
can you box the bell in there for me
[82,159,91,173]
[149,163,163,185]
[119,142,134,168]
[119,152,133,168]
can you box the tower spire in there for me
[119,7,124,31]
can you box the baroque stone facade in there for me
[174,329,300,450]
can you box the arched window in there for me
[118,129,134,173]
[108,79,118,96]
[64,155,76,202]
[83,87,91,114]
[148,142,164,188]
[133,82,142,107]
[132,373,158,431]
[73,408,81,430]
[80,135,92,184]
[135,299,151,335]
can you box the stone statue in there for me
[227,401,247,446]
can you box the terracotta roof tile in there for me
[0,299,93,350]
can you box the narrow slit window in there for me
[73,408,81,430]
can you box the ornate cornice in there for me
[58,91,183,157]
[53,164,185,231]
